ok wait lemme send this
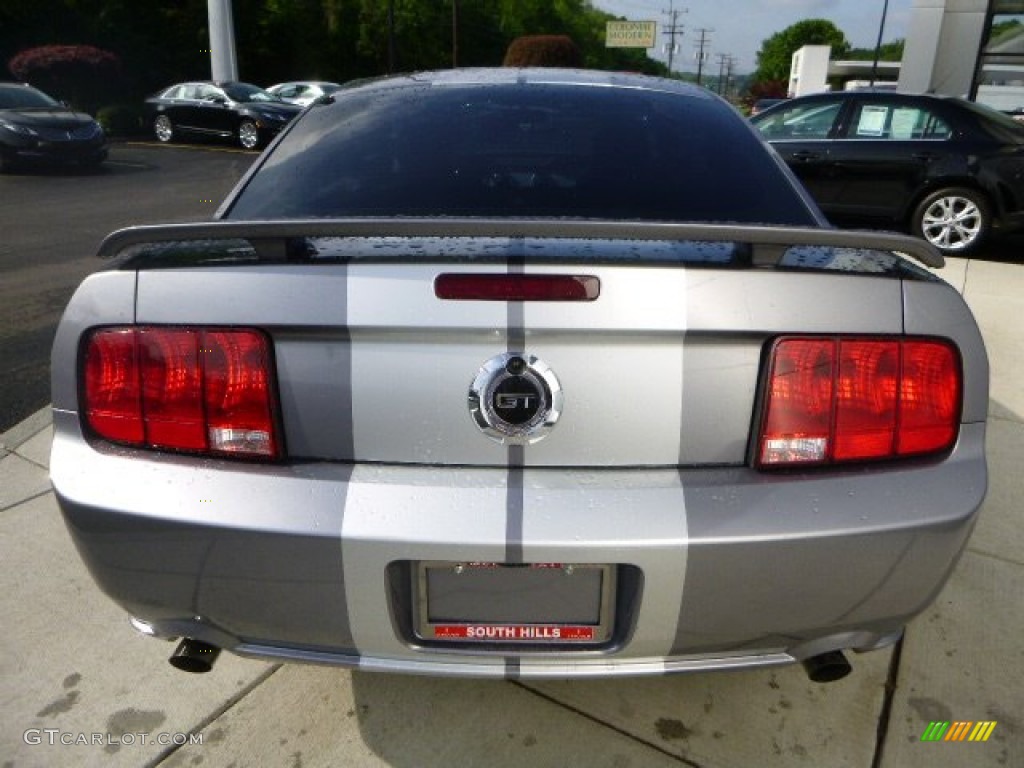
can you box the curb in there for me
[0,406,53,453]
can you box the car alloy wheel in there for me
[238,119,259,150]
[154,115,174,143]
[914,187,989,255]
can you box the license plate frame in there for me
[414,561,615,645]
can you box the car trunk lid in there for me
[116,220,938,468]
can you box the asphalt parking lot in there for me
[0,142,257,433]
[1,144,1022,767]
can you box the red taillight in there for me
[84,327,279,459]
[83,328,143,444]
[202,330,277,456]
[434,274,600,301]
[834,339,899,461]
[757,336,961,468]
[140,329,205,450]
[897,340,961,456]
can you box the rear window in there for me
[222,82,279,103]
[226,83,818,226]
[959,98,1024,144]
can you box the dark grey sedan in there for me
[0,82,107,172]
[52,69,987,683]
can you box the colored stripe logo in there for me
[921,721,997,742]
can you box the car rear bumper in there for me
[51,410,986,678]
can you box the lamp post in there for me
[869,0,890,88]
[452,0,459,68]
[207,0,238,81]
[387,0,397,74]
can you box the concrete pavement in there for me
[1,256,1021,767]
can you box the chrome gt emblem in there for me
[469,353,562,445]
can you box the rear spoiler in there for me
[98,218,944,270]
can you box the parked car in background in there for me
[144,81,301,150]
[266,81,342,107]
[52,69,987,683]
[751,90,1024,255]
[0,82,107,172]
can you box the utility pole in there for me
[715,53,729,95]
[661,1,687,74]
[870,0,890,87]
[724,55,738,97]
[692,28,712,86]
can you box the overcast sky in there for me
[590,0,915,74]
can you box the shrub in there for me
[8,45,123,114]
[503,35,583,68]
[96,103,144,137]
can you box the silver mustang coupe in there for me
[51,69,987,682]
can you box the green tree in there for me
[753,19,850,84]
[991,18,1023,42]
[846,38,905,61]
[354,0,665,75]
[3,0,669,105]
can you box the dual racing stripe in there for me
[506,246,527,567]
[505,245,526,678]
[332,264,359,658]
[502,248,691,678]
[339,248,691,675]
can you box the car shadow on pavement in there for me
[346,658,892,767]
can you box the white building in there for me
[788,1,1024,112]
[788,47,902,96]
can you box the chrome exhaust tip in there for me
[801,650,852,683]
[169,638,221,673]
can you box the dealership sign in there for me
[606,21,657,49]
[433,625,596,641]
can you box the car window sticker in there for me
[891,108,921,140]
[857,105,889,137]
